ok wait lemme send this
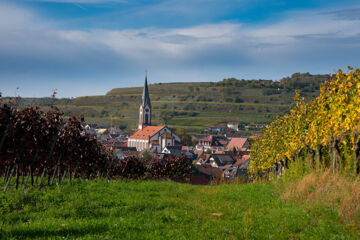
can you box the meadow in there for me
[1,173,359,239]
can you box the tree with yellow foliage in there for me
[250,67,360,178]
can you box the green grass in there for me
[0,180,358,239]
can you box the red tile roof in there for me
[128,126,164,140]
[227,138,248,150]
[234,154,250,167]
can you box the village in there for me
[82,76,258,184]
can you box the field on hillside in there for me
[9,73,329,133]
[1,178,358,239]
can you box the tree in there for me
[173,128,193,146]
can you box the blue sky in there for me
[1,0,360,97]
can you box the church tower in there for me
[138,75,152,130]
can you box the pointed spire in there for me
[142,74,151,107]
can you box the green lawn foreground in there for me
[0,180,358,240]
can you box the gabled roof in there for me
[195,165,223,178]
[234,154,250,167]
[210,154,235,166]
[199,135,224,147]
[226,138,249,150]
[128,126,164,140]
[142,75,151,107]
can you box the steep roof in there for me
[210,154,236,166]
[226,138,249,150]
[142,75,151,107]
[128,126,164,140]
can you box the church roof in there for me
[142,75,151,107]
[128,126,164,140]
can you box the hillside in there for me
[0,178,358,239]
[11,73,330,134]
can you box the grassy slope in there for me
[0,180,358,240]
[9,75,328,133]
[8,74,329,133]
[56,86,313,133]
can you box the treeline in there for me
[219,72,329,92]
[250,67,360,177]
[0,100,191,193]
[2,97,72,108]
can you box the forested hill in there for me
[8,73,330,133]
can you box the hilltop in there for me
[10,73,329,134]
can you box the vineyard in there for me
[250,67,360,177]
[0,97,191,193]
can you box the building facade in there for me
[128,75,181,152]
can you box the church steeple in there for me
[138,74,152,130]
[142,75,151,108]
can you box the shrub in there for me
[108,156,145,179]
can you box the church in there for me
[127,76,181,152]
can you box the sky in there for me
[1,0,360,98]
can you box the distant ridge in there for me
[7,73,330,134]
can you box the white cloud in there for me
[1,2,360,97]
[0,2,45,30]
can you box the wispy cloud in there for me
[322,8,360,21]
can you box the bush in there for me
[108,156,145,179]
[108,155,191,180]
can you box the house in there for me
[190,165,223,185]
[95,128,109,135]
[161,146,182,155]
[219,164,238,178]
[195,153,211,165]
[195,135,224,152]
[127,75,181,153]
[162,146,197,160]
[226,138,250,151]
[191,134,208,143]
[206,126,227,133]
[215,135,230,146]
[225,132,243,139]
[235,156,251,180]
[233,154,250,168]
[114,147,138,159]
[128,126,181,153]
[227,122,239,131]
[206,154,236,168]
